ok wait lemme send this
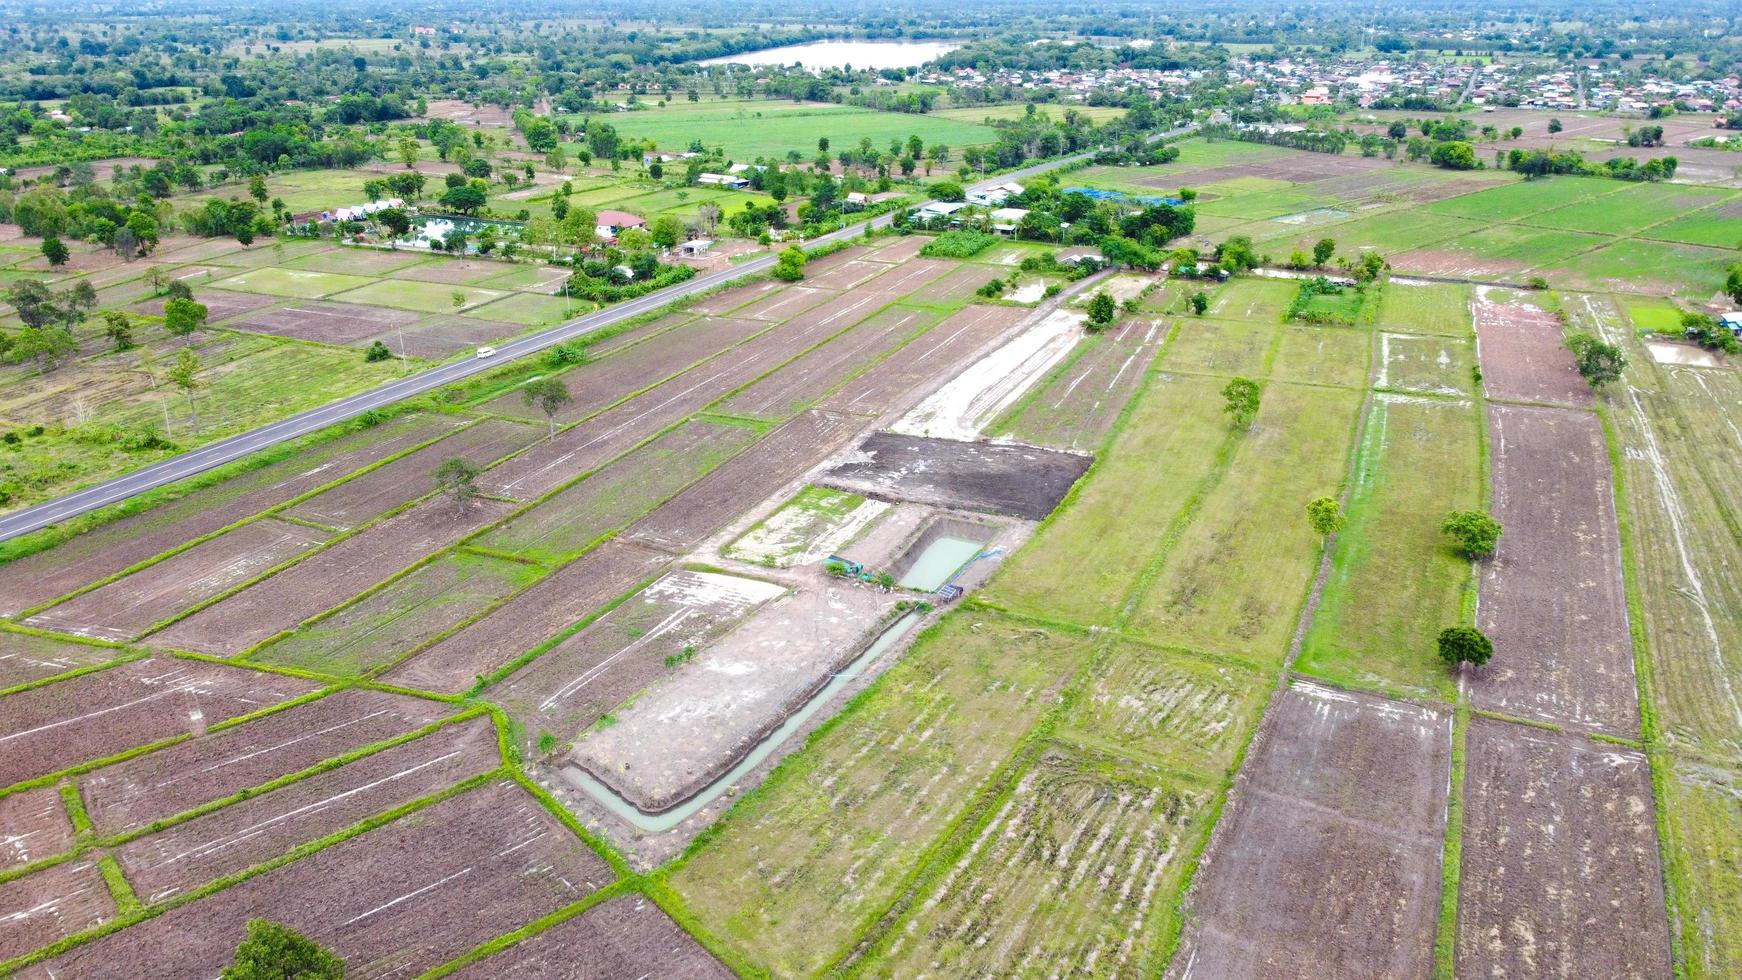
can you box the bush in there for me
[919,230,998,259]
[1565,332,1626,387]
[1441,510,1503,557]
[363,340,393,362]
[544,341,587,367]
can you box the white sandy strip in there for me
[730,498,892,568]
[892,308,1085,442]
[642,570,785,609]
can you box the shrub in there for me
[1565,332,1626,387]
[919,230,998,259]
[363,340,393,362]
[1441,510,1503,558]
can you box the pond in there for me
[700,39,961,70]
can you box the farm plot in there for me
[1375,281,1472,337]
[496,570,785,758]
[1130,383,1364,665]
[725,486,890,568]
[283,419,541,530]
[626,411,860,553]
[1658,761,1742,979]
[575,578,900,812]
[1168,682,1451,980]
[449,893,731,979]
[892,308,1084,441]
[0,632,120,690]
[481,316,766,423]
[1424,175,1623,222]
[1162,317,1275,378]
[26,519,332,641]
[459,292,576,328]
[114,716,500,902]
[1377,332,1476,394]
[477,420,757,565]
[0,658,314,789]
[16,781,610,980]
[667,611,1099,977]
[1553,238,1741,298]
[863,234,928,264]
[131,288,277,322]
[1646,204,1742,248]
[732,285,842,323]
[717,307,935,420]
[1298,395,1478,700]
[77,687,450,836]
[1523,182,1734,237]
[0,859,115,961]
[1066,643,1267,776]
[250,551,543,677]
[0,413,455,615]
[1399,226,1606,280]
[1472,404,1637,734]
[152,496,515,656]
[854,258,959,304]
[282,247,433,276]
[0,787,74,871]
[984,374,1227,628]
[209,267,374,300]
[232,302,420,346]
[819,432,1091,522]
[329,279,508,314]
[994,317,1167,452]
[1473,293,1589,406]
[367,314,520,360]
[822,304,1028,417]
[868,744,1208,978]
[1207,277,1297,321]
[1269,325,1370,389]
[1455,719,1671,978]
[384,540,671,694]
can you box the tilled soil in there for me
[1471,404,1638,735]
[130,289,277,321]
[234,301,420,345]
[369,314,518,359]
[450,894,732,979]
[384,540,672,694]
[0,414,455,615]
[1474,296,1592,406]
[26,518,332,641]
[0,787,74,871]
[0,859,115,961]
[0,632,118,690]
[820,432,1091,521]
[79,688,450,836]
[717,306,934,420]
[821,305,1029,417]
[114,716,500,902]
[732,284,841,322]
[624,410,861,553]
[0,658,314,789]
[1455,718,1672,979]
[999,317,1167,452]
[1169,682,1450,980]
[17,781,610,980]
[152,496,514,655]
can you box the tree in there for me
[163,298,209,345]
[1441,511,1503,558]
[40,237,69,267]
[1548,118,1563,134]
[364,340,393,362]
[248,174,269,205]
[374,208,411,237]
[10,326,78,373]
[1312,238,1336,267]
[438,184,486,214]
[521,376,573,439]
[1085,290,1116,332]
[1724,262,1742,305]
[1430,141,1478,170]
[650,214,684,249]
[433,456,481,514]
[398,137,421,169]
[102,311,136,351]
[1565,332,1625,388]
[1437,625,1494,668]
[1221,377,1261,430]
[168,347,201,428]
[6,281,67,330]
[1306,496,1345,537]
[773,246,807,282]
[223,919,343,980]
[929,180,965,203]
[1190,291,1209,315]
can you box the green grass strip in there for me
[1434,701,1471,978]
[59,782,93,837]
[97,855,141,915]
[0,649,146,701]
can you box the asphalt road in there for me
[0,125,1195,543]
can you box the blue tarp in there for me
[1061,186,1185,207]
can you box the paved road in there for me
[0,125,1195,543]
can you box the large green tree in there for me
[223,920,344,980]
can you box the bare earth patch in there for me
[820,432,1091,521]
[1474,293,1591,407]
[450,894,732,979]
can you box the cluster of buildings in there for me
[913,63,1204,103]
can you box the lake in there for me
[700,39,960,70]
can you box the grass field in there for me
[211,267,375,299]
[1646,206,1742,249]
[567,99,1001,160]
[1522,183,1735,237]
[1426,176,1624,222]
[1376,282,1473,336]
[1270,326,1371,388]
[331,279,509,313]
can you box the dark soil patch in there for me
[819,432,1091,521]
[732,284,842,322]
[131,289,277,321]
[0,787,74,871]
[233,301,419,345]
[0,859,115,961]
[1456,719,1671,978]
[1168,682,1450,979]
[689,280,779,315]
[0,633,118,690]
[450,894,732,979]
[375,314,518,359]
[717,307,933,420]
[393,258,509,285]
[0,658,315,789]
[822,304,1028,416]
[1474,298,1592,406]
[863,235,927,264]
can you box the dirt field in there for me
[1473,291,1592,406]
[152,496,514,655]
[717,307,934,420]
[26,518,333,641]
[732,284,841,322]
[450,894,732,978]
[893,307,1085,441]
[1456,718,1672,978]
[234,302,421,346]
[18,781,610,980]
[822,305,1028,417]
[384,540,671,693]
[1472,404,1638,735]
[0,658,314,789]
[0,414,456,615]
[115,716,500,902]
[0,632,118,690]
[376,314,519,359]
[78,688,450,836]
[0,787,74,871]
[131,289,277,322]
[624,410,861,553]
[0,859,115,961]
[283,419,541,530]
[820,432,1091,521]
[1169,682,1450,979]
[996,317,1167,452]
[494,571,784,758]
